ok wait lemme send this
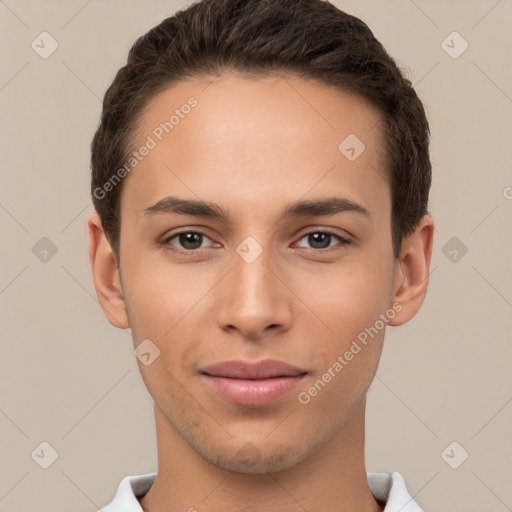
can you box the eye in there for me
[295,230,351,251]
[161,229,351,255]
[162,231,217,252]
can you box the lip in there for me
[200,359,307,407]
[201,359,306,379]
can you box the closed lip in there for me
[200,359,307,379]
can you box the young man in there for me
[88,0,434,510]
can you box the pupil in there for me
[310,233,330,249]
[180,232,202,250]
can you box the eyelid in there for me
[296,225,352,240]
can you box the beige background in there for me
[1,0,511,510]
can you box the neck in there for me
[139,396,383,512]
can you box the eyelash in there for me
[161,229,352,255]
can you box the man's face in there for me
[117,73,400,473]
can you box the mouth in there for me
[200,359,308,407]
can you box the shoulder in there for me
[367,471,424,512]
[97,473,156,512]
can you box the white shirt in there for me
[98,471,423,511]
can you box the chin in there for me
[200,440,306,475]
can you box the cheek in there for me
[123,255,205,334]
[290,253,393,406]
[299,338,382,428]
[296,279,388,417]
[293,255,394,342]
[124,261,211,378]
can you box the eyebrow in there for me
[142,195,370,221]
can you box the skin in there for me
[88,73,434,512]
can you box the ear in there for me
[387,215,435,326]
[87,213,130,329]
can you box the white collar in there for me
[99,471,423,511]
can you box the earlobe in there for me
[387,215,435,327]
[87,213,130,329]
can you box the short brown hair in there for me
[90,0,432,264]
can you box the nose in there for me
[216,243,293,343]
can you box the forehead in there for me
[121,73,389,222]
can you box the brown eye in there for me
[163,231,212,252]
[176,232,203,250]
[296,230,351,250]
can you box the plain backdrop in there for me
[0,1,511,511]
